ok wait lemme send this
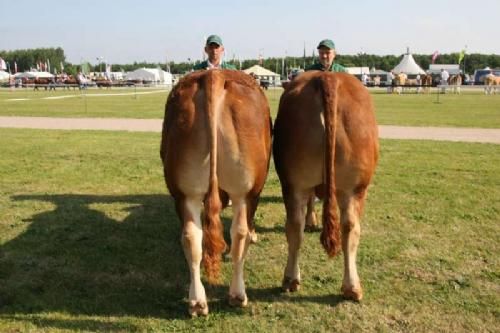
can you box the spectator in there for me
[361,72,368,85]
[387,71,395,93]
[193,35,236,70]
[440,68,449,93]
[306,39,346,72]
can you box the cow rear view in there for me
[273,71,378,301]
[160,70,272,316]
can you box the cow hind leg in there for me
[305,194,319,231]
[228,196,252,307]
[282,188,310,292]
[338,189,366,301]
[179,197,209,317]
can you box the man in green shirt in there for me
[306,39,346,72]
[193,35,237,70]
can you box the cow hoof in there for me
[249,230,258,244]
[282,277,300,292]
[228,294,248,307]
[341,285,363,301]
[304,224,320,232]
[189,301,209,317]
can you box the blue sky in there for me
[1,0,499,64]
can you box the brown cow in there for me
[34,78,50,91]
[393,73,407,94]
[160,70,272,316]
[95,77,113,89]
[273,71,378,301]
[484,74,500,95]
[421,74,433,93]
[448,74,462,94]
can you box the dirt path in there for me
[1,116,499,144]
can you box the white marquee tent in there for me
[243,65,281,85]
[346,67,370,75]
[392,50,425,75]
[0,71,11,81]
[427,64,461,75]
[126,68,173,84]
[14,71,54,79]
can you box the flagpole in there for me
[463,45,467,75]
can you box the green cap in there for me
[317,39,335,50]
[206,35,223,46]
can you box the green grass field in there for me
[1,87,500,128]
[0,128,498,332]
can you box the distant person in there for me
[440,68,449,93]
[440,68,449,84]
[416,73,422,93]
[361,72,368,85]
[306,39,346,72]
[77,71,87,90]
[193,35,236,70]
[387,71,395,93]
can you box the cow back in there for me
[274,71,378,186]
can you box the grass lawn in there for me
[0,88,169,119]
[0,128,498,332]
[1,87,500,128]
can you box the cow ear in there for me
[282,81,291,90]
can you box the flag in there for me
[60,61,64,72]
[303,42,306,69]
[47,59,51,73]
[81,62,89,74]
[14,61,17,73]
[0,57,7,70]
[458,49,465,64]
[431,51,439,64]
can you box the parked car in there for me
[473,68,500,85]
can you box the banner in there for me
[431,51,439,64]
[458,49,465,64]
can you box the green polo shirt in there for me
[193,60,237,70]
[305,62,346,72]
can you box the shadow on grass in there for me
[206,285,348,315]
[0,193,335,330]
[0,193,189,324]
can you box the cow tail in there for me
[319,74,342,257]
[202,70,227,283]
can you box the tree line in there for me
[1,47,499,77]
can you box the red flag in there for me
[431,51,439,64]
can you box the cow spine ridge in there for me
[202,70,227,283]
[319,74,342,257]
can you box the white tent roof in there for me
[346,67,370,75]
[14,71,54,79]
[243,65,280,77]
[126,68,172,82]
[392,53,425,75]
[0,71,11,81]
[428,64,461,75]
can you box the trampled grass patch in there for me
[0,128,498,332]
[1,87,500,128]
